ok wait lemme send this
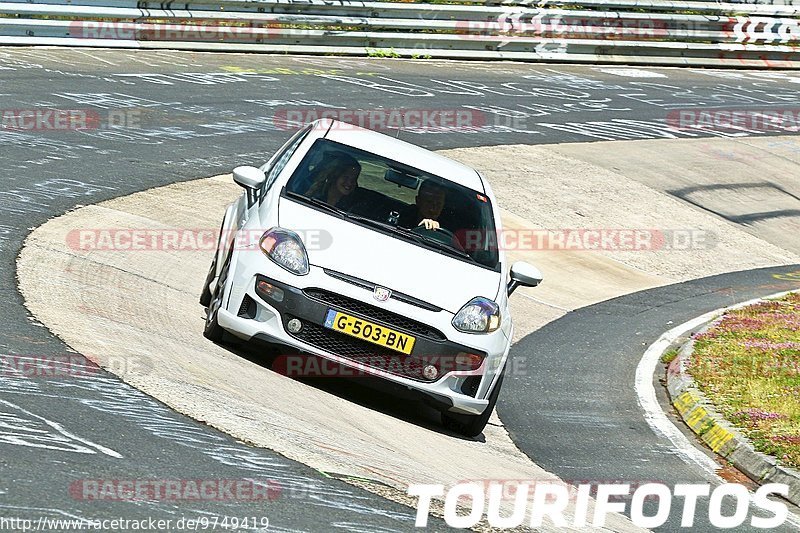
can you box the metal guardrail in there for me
[449,0,800,9]
[0,0,798,67]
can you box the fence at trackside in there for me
[0,0,798,67]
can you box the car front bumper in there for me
[217,267,510,416]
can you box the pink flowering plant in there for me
[689,292,800,468]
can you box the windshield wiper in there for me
[284,191,344,218]
[345,214,478,263]
[414,234,476,262]
[345,214,409,234]
[344,214,428,243]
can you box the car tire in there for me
[442,369,505,438]
[203,249,231,343]
[199,254,216,307]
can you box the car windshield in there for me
[284,138,499,270]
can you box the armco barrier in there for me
[0,0,798,67]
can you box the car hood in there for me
[279,198,501,314]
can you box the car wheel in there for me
[442,369,505,438]
[203,249,231,342]
[199,254,217,307]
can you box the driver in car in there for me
[398,179,447,231]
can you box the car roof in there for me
[318,119,485,192]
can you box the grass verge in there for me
[689,292,800,469]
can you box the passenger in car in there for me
[398,179,447,230]
[305,152,362,209]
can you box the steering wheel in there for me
[411,225,465,251]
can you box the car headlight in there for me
[452,297,501,334]
[259,228,309,275]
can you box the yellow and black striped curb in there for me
[665,333,800,507]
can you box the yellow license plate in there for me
[323,309,416,355]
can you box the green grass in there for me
[689,293,800,469]
[366,48,402,58]
[661,348,679,365]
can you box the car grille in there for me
[286,318,434,382]
[237,294,256,319]
[323,269,442,312]
[460,375,482,397]
[303,288,446,341]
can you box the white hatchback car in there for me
[201,119,542,437]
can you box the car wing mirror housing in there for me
[233,166,267,206]
[233,166,266,190]
[507,261,543,295]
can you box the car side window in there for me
[260,125,312,202]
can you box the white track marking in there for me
[0,398,122,458]
[636,311,722,476]
[595,68,667,78]
[72,49,116,66]
[635,289,800,526]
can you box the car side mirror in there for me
[233,166,266,207]
[507,261,543,295]
[233,166,266,190]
